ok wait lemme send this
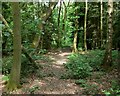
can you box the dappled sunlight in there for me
[33,77,80,94]
[58,52,71,57]
[29,80,47,87]
[47,52,71,65]
[55,59,67,65]
[79,51,89,54]
[52,64,62,69]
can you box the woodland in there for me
[0,0,120,95]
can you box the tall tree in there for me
[6,2,21,91]
[84,0,88,51]
[102,0,113,69]
[118,41,120,85]
[32,2,57,52]
[62,1,69,45]
[72,3,79,53]
[100,0,103,48]
[57,0,62,48]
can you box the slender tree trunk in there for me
[92,30,97,49]
[102,0,113,69]
[57,0,62,48]
[73,31,78,53]
[72,3,78,53]
[84,0,88,51]
[118,45,120,85]
[6,2,21,91]
[62,1,68,45]
[100,0,103,48]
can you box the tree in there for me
[102,0,113,69]
[6,2,21,91]
[118,41,120,85]
[100,0,103,48]
[72,3,79,53]
[84,0,88,51]
[57,0,62,48]
[32,2,58,52]
[0,14,38,68]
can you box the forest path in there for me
[29,51,81,94]
[1,51,82,94]
[2,51,117,94]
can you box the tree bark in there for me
[72,3,78,53]
[84,0,88,51]
[32,2,58,51]
[118,46,120,85]
[6,2,21,91]
[100,0,103,48]
[62,1,68,45]
[102,0,113,69]
[57,0,62,48]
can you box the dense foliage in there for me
[64,53,93,79]
[64,50,118,79]
[1,1,120,94]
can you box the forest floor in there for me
[1,50,119,94]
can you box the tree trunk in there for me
[57,0,62,48]
[62,1,67,45]
[6,2,21,91]
[72,3,78,53]
[84,0,88,51]
[32,2,57,51]
[118,46,120,85]
[1,14,38,67]
[73,31,78,53]
[102,0,113,69]
[100,0,103,48]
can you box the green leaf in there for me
[2,75,9,81]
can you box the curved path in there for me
[30,51,81,94]
[2,51,117,94]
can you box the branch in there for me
[1,14,39,67]
[0,14,13,35]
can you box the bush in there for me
[2,56,12,75]
[64,50,118,79]
[64,54,93,79]
[88,50,118,70]
[2,54,40,77]
[87,50,104,71]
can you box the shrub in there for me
[64,50,118,79]
[87,50,104,71]
[64,54,93,79]
[2,56,12,75]
[88,50,118,70]
[2,54,40,77]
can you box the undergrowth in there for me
[2,54,48,78]
[64,50,119,94]
[64,50,118,79]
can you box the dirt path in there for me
[6,51,81,94]
[2,51,119,94]
[31,51,81,94]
